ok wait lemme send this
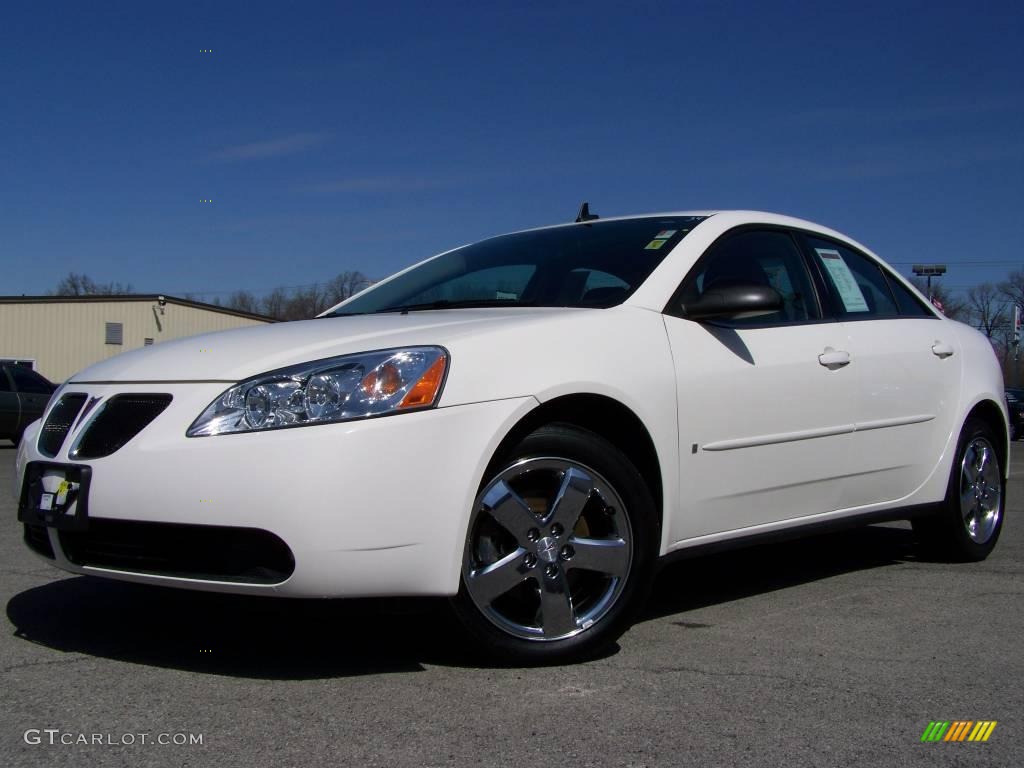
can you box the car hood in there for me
[70,308,583,383]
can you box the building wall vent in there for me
[105,322,124,345]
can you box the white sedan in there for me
[15,209,1008,662]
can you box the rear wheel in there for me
[451,424,657,663]
[913,417,1004,561]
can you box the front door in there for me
[663,228,859,544]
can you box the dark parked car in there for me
[1006,388,1023,442]
[0,364,56,444]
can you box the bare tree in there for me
[965,283,1009,339]
[225,290,260,314]
[999,270,1024,310]
[325,271,371,306]
[52,272,133,296]
[283,283,330,320]
[261,287,289,320]
[910,278,967,321]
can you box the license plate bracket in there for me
[18,461,92,531]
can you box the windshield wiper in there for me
[374,299,534,314]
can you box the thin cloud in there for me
[210,132,329,161]
[782,98,1020,128]
[301,175,462,193]
[803,142,1024,181]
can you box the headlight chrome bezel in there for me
[186,345,449,437]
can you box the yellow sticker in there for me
[644,239,667,250]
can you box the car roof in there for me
[496,210,847,240]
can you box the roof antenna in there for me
[575,201,599,223]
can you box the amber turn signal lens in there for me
[399,356,447,408]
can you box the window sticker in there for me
[644,239,667,250]
[654,229,677,240]
[816,248,868,312]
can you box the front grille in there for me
[71,394,172,459]
[58,519,295,584]
[24,524,55,559]
[38,394,88,457]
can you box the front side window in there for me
[329,216,707,315]
[676,229,820,326]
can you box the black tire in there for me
[451,423,658,664]
[912,416,1005,562]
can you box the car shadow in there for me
[6,578,477,678]
[644,523,920,622]
[6,525,920,678]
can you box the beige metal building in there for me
[0,295,272,382]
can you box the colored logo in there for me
[920,721,997,742]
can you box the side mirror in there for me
[680,282,783,321]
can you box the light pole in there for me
[912,264,947,302]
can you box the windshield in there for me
[329,216,707,315]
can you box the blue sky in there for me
[2,0,1022,299]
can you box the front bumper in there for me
[15,382,536,597]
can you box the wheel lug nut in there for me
[527,528,540,542]
[544,565,558,578]
[524,554,537,568]
[560,545,575,560]
[551,523,564,537]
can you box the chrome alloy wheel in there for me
[959,436,1002,544]
[463,457,633,642]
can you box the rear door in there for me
[800,234,961,507]
[0,368,18,438]
[663,228,860,542]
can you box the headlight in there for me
[187,346,448,436]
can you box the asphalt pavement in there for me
[2,443,1021,767]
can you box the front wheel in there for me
[451,424,658,663]
[913,416,1005,561]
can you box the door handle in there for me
[818,348,851,368]
[931,341,954,358]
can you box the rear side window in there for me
[9,366,52,394]
[885,273,934,317]
[0,369,11,392]
[805,236,898,318]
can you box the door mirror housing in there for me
[680,282,784,321]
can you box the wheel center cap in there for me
[536,536,559,563]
